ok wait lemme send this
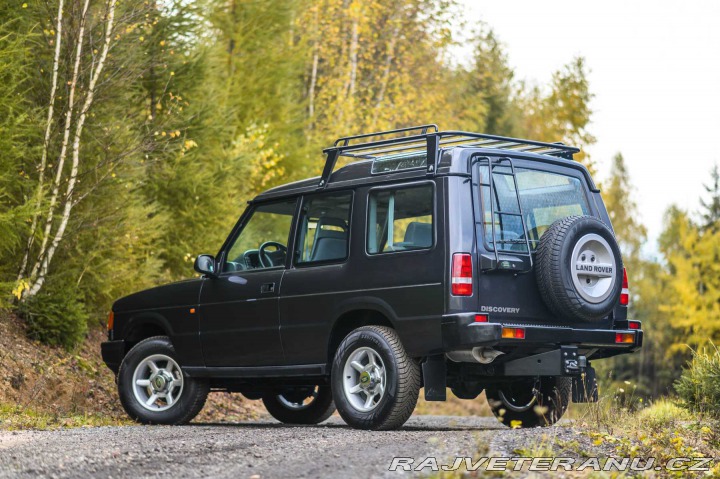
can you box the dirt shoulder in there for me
[0,311,265,429]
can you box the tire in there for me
[536,215,623,322]
[117,336,209,425]
[262,386,335,425]
[331,326,420,430]
[451,382,484,400]
[486,377,571,428]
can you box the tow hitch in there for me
[502,346,598,403]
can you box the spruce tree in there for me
[700,164,720,231]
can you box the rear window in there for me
[367,184,434,254]
[480,166,589,252]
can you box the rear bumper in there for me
[441,312,643,352]
[101,340,126,375]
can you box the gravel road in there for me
[0,415,587,478]
[0,416,498,478]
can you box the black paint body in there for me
[101,145,641,391]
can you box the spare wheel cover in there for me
[570,233,617,304]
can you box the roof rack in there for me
[318,125,580,188]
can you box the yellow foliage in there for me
[659,217,720,350]
[12,279,29,300]
[228,124,286,197]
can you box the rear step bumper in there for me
[441,312,643,352]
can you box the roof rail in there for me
[318,126,580,188]
[334,124,438,147]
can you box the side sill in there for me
[183,364,327,379]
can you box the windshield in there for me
[479,166,590,252]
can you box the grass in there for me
[676,343,720,418]
[570,385,720,478]
[511,433,557,458]
[426,381,720,478]
[414,389,492,417]
[0,403,131,431]
[636,399,693,428]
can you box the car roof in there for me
[253,146,597,203]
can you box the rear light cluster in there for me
[502,327,525,339]
[616,332,635,344]
[620,267,630,306]
[451,253,473,296]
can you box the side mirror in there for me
[194,254,217,277]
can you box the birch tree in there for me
[16,0,120,299]
[17,0,65,282]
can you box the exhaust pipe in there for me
[446,347,504,364]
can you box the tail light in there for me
[616,332,635,344]
[451,253,473,296]
[628,320,641,330]
[620,267,629,306]
[107,310,114,331]
[502,327,525,339]
[474,314,489,323]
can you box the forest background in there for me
[1,0,719,403]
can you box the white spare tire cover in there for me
[535,215,623,322]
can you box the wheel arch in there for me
[326,304,396,366]
[121,312,174,349]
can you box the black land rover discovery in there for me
[101,125,642,430]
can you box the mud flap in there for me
[422,355,446,401]
[572,365,598,403]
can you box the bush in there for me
[18,286,88,350]
[675,343,720,418]
[637,398,692,428]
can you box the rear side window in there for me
[367,185,434,254]
[296,192,352,264]
[480,166,589,252]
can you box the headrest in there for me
[404,222,432,247]
[315,216,348,239]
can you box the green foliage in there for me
[0,0,597,349]
[597,153,680,398]
[0,17,42,269]
[18,283,88,350]
[676,344,720,418]
[602,154,647,264]
[518,57,596,172]
[450,26,518,135]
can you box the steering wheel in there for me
[258,241,288,268]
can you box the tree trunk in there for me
[27,0,118,298]
[308,50,319,118]
[27,0,91,286]
[347,18,358,97]
[17,0,65,283]
[372,8,401,128]
[307,5,319,121]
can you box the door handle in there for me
[260,282,276,294]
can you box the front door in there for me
[199,198,297,367]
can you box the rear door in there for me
[473,157,595,325]
[279,190,354,365]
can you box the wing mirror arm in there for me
[194,254,218,278]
